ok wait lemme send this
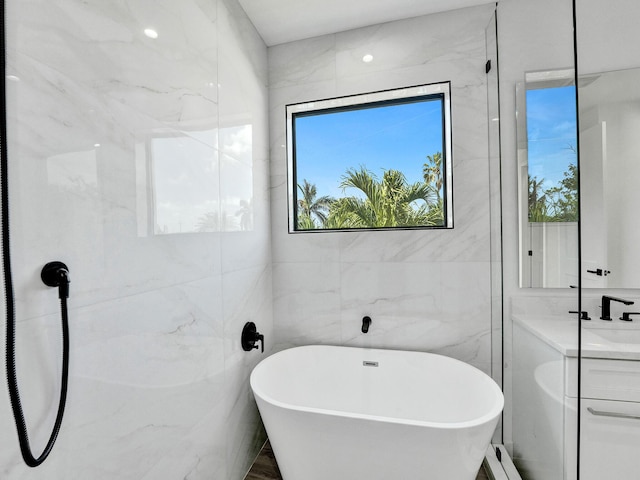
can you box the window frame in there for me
[286,82,454,233]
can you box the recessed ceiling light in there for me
[144,28,158,39]
[362,54,374,63]
[6,75,20,82]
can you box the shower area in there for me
[1,0,273,478]
[1,0,639,479]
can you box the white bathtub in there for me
[250,345,503,480]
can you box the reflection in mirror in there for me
[517,70,579,288]
[135,126,253,235]
[578,67,640,288]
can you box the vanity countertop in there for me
[513,314,640,360]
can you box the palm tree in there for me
[423,152,443,201]
[528,175,549,222]
[328,166,441,228]
[297,179,334,229]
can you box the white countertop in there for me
[513,314,640,360]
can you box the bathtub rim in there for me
[250,344,504,430]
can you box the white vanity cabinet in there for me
[579,358,640,480]
[512,318,576,480]
[512,316,640,480]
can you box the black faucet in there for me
[361,316,372,333]
[569,310,591,320]
[241,322,264,352]
[600,295,635,321]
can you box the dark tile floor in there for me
[245,441,490,480]
[245,442,281,480]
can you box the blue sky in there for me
[526,85,577,189]
[294,99,444,199]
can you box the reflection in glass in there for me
[579,68,640,288]
[517,71,579,288]
[520,67,640,288]
[136,125,253,235]
[151,132,219,234]
[526,86,577,224]
[220,125,254,232]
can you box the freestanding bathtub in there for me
[250,345,503,480]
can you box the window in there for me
[286,83,453,232]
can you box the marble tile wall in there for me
[0,0,271,479]
[269,4,498,375]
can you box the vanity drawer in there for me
[580,398,640,480]
[581,358,640,402]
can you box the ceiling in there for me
[237,0,497,46]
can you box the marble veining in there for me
[1,0,271,479]
[270,5,497,373]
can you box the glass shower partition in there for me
[575,0,640,478]
[505,0,581,478]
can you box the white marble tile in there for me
[224,372,267,480]
[341,277,491,372]
[451,83,491,158]
[2,277,230,479]
[337,224,488,264]
[268,35,336,89]
[219,0,269,88]
[334,5,493,80]
[222,265,273,376]
[339,261,444,350]
[272,262,342,349]
[268,3,498,383]
[2,0,271,478]
[271,228,343,265]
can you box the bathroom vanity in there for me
[512,315,640,480]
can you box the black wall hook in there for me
[241,322,264,353]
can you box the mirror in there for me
[517,70,579,288]
[518,66,640,288]
[578,67,640,288]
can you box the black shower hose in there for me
[1,0,70,467]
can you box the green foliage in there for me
[297,180,335,229]
[296,152,445,230]
[528,163,578,223]
[423,152,443,201]
[528,176,550,222]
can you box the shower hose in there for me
[1,0,70,467]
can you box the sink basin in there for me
[590,328,640,344]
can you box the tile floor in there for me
[245,441,491,480]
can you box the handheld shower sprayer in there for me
[3,0,71,467]
[4,261,72,467]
